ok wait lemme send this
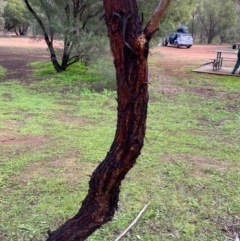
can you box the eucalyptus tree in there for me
[24,0,104,73]
[46,0,172,240]
[2,0,31,35]
[197,0,237,44]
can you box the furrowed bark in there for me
[46,0,172,240]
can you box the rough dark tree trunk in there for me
[45,0,172,240]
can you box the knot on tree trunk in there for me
[129,135,143,153]
[134,34,147,53]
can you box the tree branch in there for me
[144,0,172,39]
[114,200,150,241]
[66,55,81,67]
[24,0,62,72]
[82,6,104,29]
[24,0,52,46]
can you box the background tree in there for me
[2,0,31,35]
[24,0,104,73]
[45,0,172,240]
[196,0,237,44]
[156,0,198,36]
[223,0,240,43]
[0,0,6,30]
[137,0,198,39]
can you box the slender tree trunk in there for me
[24,0,63,73]
[45,0,172,240]
[22,24,29,35]
[61,53,69,70]
[51,55,63,73]
[61,37,71,70]
[14,28,18,35]
[19,27,23,35]
[208,35,214,44]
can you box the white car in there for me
[162,32,193,48]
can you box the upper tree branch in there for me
[144,0,172,39]
[82,6,104,29]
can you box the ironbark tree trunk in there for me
[45,0,171,240]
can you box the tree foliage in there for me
[24,0,105,73]
[0,0,6,16]
[196,0,237,43]
[157,0,198,36]
[2,0,31,35]
[137,0,198,38]
[0,0,6,29]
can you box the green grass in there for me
[0,55,240,241]
[0,65,6,77]
[30,61,98,81]
[29,60,116,92]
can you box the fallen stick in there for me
[114,200,151,241]
[0,138,15,143]
[200,61,213,66]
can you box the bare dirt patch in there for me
[57,116,87,125]
[0,130,15,143]
[0,37,49,82]
[0,131,48,146]
[54,109,91,125]
[1,136,47,146]
[161,153,238,176]
[1,93,12,101]
[0,128,47,147]
[19,153,96,184]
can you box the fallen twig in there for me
[114,200,151,241]
[0,138,15,143]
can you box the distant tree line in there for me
[1,0,239,43]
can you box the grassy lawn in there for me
[0,66,6,78]
[0,52,240,241]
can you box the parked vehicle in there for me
[162,26,193,48]
[162,32,193,48]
